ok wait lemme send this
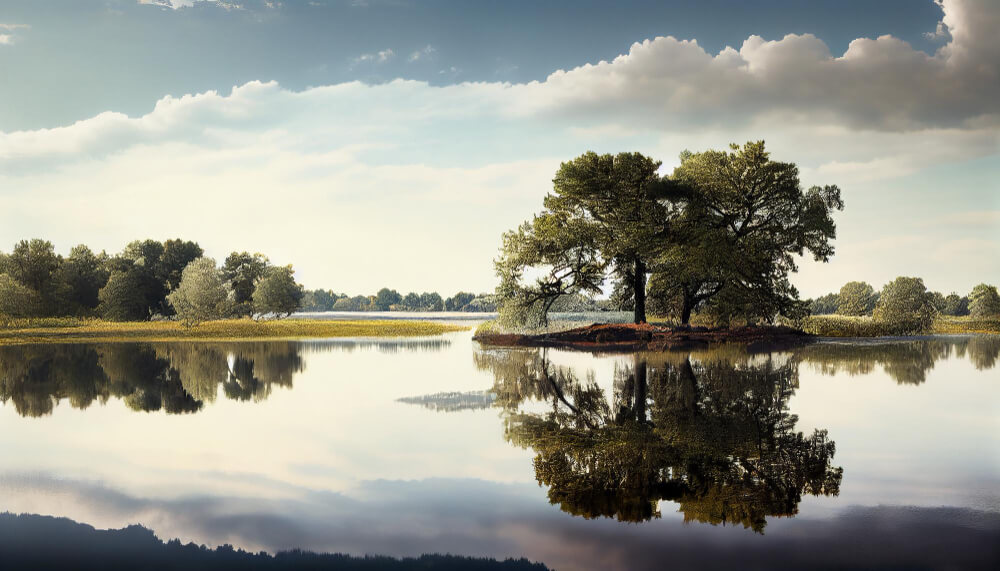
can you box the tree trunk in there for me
[632,257,646,324]
[681,297,693,325]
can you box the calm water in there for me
[1,332,998,569]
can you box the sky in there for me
[0,0,997,298]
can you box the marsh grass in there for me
[932,315,1000,335]
[802,314,1000,337]
[0,317,468,345]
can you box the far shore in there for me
[0,317,469,346]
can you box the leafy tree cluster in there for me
[805,279,993,333]
[494,142,844,328]
[0,239,304,324]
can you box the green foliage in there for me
[462,294,497,312]
[222,252,269,317]
[546,151,671,323]
[98,270,149,321]
[0,274,40,318]
[166,257,232,326]
[495,213,605,329]
[666,141,843,324]
[418,292,444,311]
[968,283,1000,317]
[808,293,839,315]
[942,292,969,316]
[837,281,877,316]
[1,239,70,315]
[331,295,368,311]
[373,288,402,311]
[872,276,937,334]
[159,239,204,291]
[301,289,340,311]
[114,239,170,317]
[58,245,109,312]
[251,265,304,318]
[445,292,476,311]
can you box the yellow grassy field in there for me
[0,317,469,345]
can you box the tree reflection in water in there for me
[0,342,304,417]
[476,347,843,532]
[797,335,999,384]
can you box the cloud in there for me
[0,0,997,295]
[0,22,29,45]
[507,0,999,131]
[351,48,395,67]
[408,45,436,62]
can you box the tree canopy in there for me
[252,265,304,319]
[494,142,843,327]
[837,281,877,316]
[969,283,1000,317]
[872,276,937,334]
[166,257,232,326]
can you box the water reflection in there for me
[476,348,843,531]
[798,336,999,384]
[0,343,306,417]
[0,337,454,418]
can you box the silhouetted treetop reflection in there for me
[0,342,305,417]
[475,348,843,532]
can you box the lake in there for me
[1,330,998,569]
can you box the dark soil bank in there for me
[474,323,815,352]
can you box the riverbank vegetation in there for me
[802,279,1000,335]
[0,239,307,324]
[0,318,467,345]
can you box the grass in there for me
[802,314,1000,337]
[0,317,469,345]
[932,315,1000,335]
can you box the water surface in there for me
[1,333,998,569]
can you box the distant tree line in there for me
[299,288,500,313]
[0,238,304,325]
[805,278,1000,333]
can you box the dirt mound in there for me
[474,323,814,352]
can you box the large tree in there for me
[373,288,402,311]
[497,152,670,326]
[1,239,70,315]
[837,281,877,316]
[252,265,304,319]
[98,270,148,321]
[657,141,843,324]
[547,152,672,323]
[58,245,110,312]
[873,276,937,334]
[166,257,231,326]
[221,252,269,317]
[968,283,1000,317]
